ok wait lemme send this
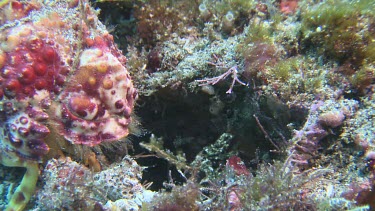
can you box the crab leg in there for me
[1,157,39,211]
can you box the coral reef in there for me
[1,0,374,210]
[119,0,375,209]
[146,182,200,211]
[32,156,153,211]
[33,157,100,210]
[289,99,359,170]
[301,0,375,67]
[342,92,375,157]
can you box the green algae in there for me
[301,0,375,66]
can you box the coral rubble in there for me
[32,156,153,211]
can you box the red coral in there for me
[242,42,279,84]
[226,156,250,176]
[280,0,299,14]
[1,39,66,99]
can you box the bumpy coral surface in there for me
[0,0,136,210]
[34,156,152,211]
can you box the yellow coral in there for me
[0,0,10,8]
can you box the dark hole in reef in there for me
[0,166,25,182]
[130,85,306,191]
[91,0,136,53]
[0,166,27,208]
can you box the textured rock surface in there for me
[32,157,153,211]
